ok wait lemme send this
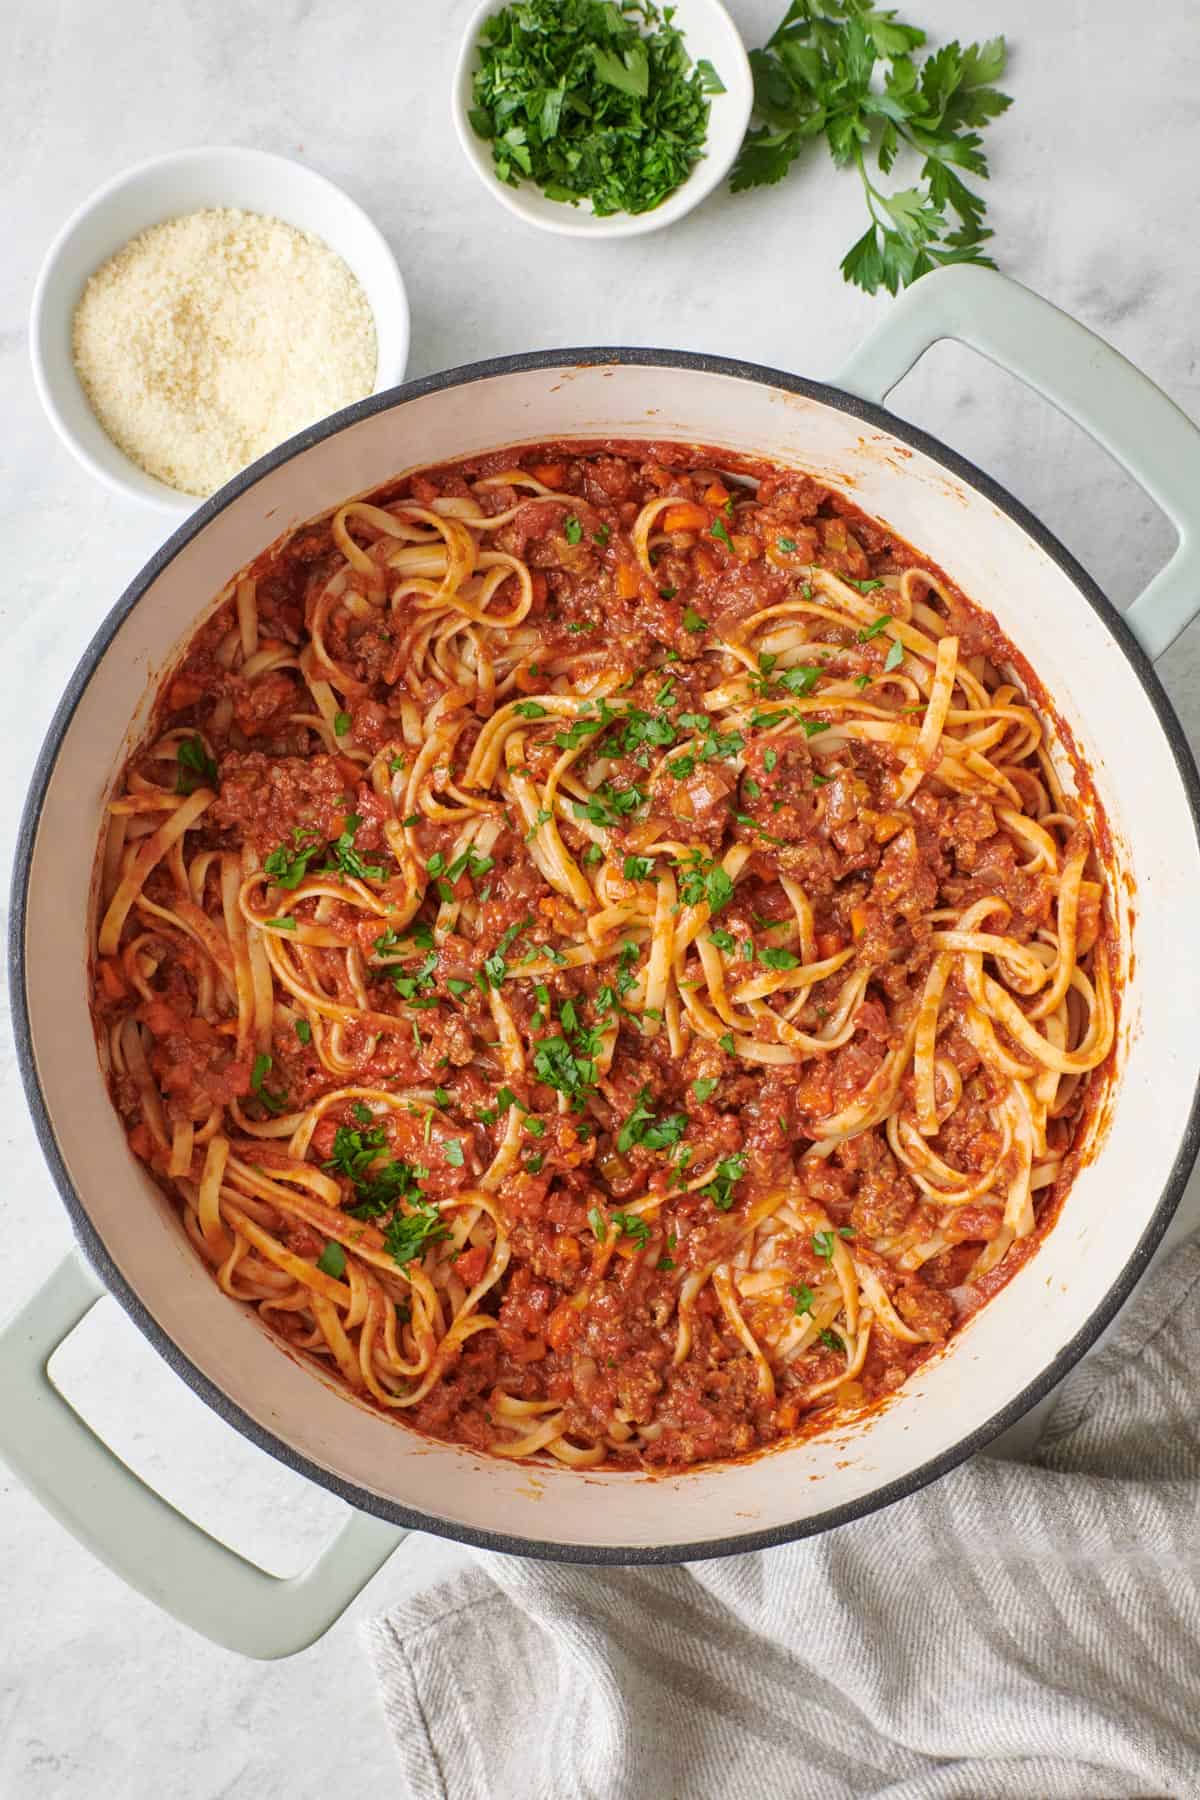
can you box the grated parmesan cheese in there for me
[72,207,377,497]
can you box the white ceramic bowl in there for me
[452,0,753,238]
[29,145,411,517]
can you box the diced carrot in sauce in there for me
[453,1244,488,1287]
[850,907,869,940]
[815,930,846,960]
[663,501,710,534]
[615,562,640,600]
[168,676,204,710]
[546,1301,581,1350]
[703,480,730,507]
[731,534,761,563]
[556,1233,581,1264]
[533,462,565,489]
[775,1401,800,1431]
[97,958,126,1000]
[128,1122,154,1161]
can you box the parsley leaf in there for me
[175,735,217,795]
[675,850,734,915]
[611,1211,651,1248]
[564,514,583,545]
[616,1085,688,1154]
[700,1152,746,1212]
[682,605,708,633]
[692,1077,719,1102]
[789,1281,815,1318]
[316,1240,346,1279]
[884,637,905,671]
[249,1052,287,1116]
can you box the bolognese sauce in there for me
[90,445,1115,1468]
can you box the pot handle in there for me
[0,1251,405,1658]
[836,266,1200,662]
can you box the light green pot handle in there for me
[0,1252,405,1658]
[836,265,1200,662]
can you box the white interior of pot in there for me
[21,361,1200,1550]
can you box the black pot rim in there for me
[11,344,1200,1566]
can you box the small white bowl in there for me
[30,146,411,516]
[452,0,753,239]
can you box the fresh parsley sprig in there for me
[731,1,1013,294]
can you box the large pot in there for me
[7,268,1200,1659]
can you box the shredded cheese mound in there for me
[72,207,378,497]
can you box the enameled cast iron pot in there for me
[7,268,1200,1659]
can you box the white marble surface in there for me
[2,2,1199,1793]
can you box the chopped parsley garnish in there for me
[777,665,822,697]
[323,1123,433,1241]
[468,0,717,217]
[776,536,797,553]
[593,523,611,547]
[382,1202,449,1269]
[812,1230,837,1261]
[611,1212,651,1248]
[701,1152,746,1212]
[514,701,549,719]
[658,586,677,600]
[533,1033,597,1106]
[264,828,324,889]
[327,815,386,883]
[526,1152,545,1173]
[333,711,351,737]
[434,1086,452,1106]
[482,915,530,990]
[675,850,733,915]
[316,1240,346,1279]
[761,948,801,971]
[682,605,708,633]
[444,1139,465,1167]
[249,1052,287,1116]
[789,1281,815,1318]
[763,747,778,773]
[803,720,831,738]
[265,916,295,930]
[616,1086,688,1154]
[392,951,438,1004]
[709,929,735,952]
[564,514,583,545]
[175,735,218,795]
[710,517,733,550]
[612,705,676,755]
[572,781,645,828]
[692,1077,719,1102]
[446,848,494,884]
[818,1327,845,1353]
[624,853,655,882]
[719,1032,736,1054]
[884,637,905,672]
[857,613,893,642]
[554,701,615,751]
[294,1018,312,1045]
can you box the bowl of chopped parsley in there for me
[453,0,752,236]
